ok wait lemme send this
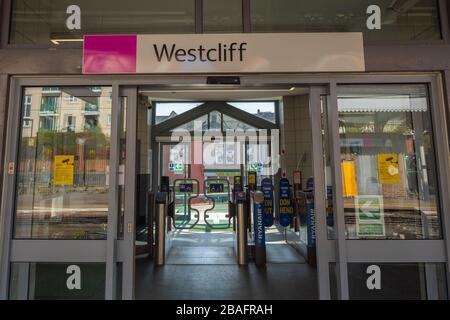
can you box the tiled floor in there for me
[135,230,317,300]
[167,246,237,265]
[135,258,318,300]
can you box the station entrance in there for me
[5,74,449,300]
[132,87,321,299]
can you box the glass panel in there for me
[10,0,196,45]
[136,95,152,245]
[14,87,112,240]
[9,263,106,300]
[209,111,222,130]
[203,0,243,33]
[171,115,208,132]
[167,140,237,231]
[347,263,447,300]
[173,179,200,229]
[118,97,127,239]
[223,114,257,131]
[161,144,189,185]
[246,142,271,185]
[85,99,99,112]
[203,179,231,229]
[155,102,203,124]
[251,0,442,42]
[40,96,58,113]
[338,84,441,240]
[228,102,276,123]
[321,96,335,239]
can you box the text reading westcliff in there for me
[153,42,248,63]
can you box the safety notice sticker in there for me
[355,195,385,237]
[377,153,400,184]
[54,155,75,185]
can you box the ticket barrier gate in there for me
[251,191,266,267]
[295,178,317,267]
[234,190,248,265]
[154,176,245,265]
[154,191,171,266]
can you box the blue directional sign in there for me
[261,178,274,227]
[279,178,294,227]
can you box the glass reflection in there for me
[15,87,112,239]
[338,84,441,240]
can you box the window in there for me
[40,96,58,113]
[203,0,243,33]
[15,86,112,240]
[209,111,222,130]
[65,115,75,132]
[155,102,203,124]
[172,115,208,132]
[23,95,32,127]
[223,114,256,131]
[85,100,99,113]
[85,115,99,130]
[338,84,442,240]
[65,96,79,104]
[42,87,60,93]
[228,102,276,123]
[251,0,442,42]
[10,0,196,45]
[39,116,55,131]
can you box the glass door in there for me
[325,80,450,300]
[115,86,138,300]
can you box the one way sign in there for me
[355,196,385,237]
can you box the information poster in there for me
[54,156,74,185]
[355,195,386,237]
[377,154,400,184]
[342,161,358,197]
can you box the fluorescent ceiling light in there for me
[51,39,84,45]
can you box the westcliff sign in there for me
[82,33,365,74]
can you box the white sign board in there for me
[83,33,365,74]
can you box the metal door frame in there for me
[0,73,448,300]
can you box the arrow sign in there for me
[355,196,385,237]
[360,200,381,220]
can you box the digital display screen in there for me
[179,183,194,193]
[209,183,224,193]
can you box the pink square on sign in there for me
[83,35,137,74]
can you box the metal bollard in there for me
[235,191,248,265]
[154,192,167,266]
